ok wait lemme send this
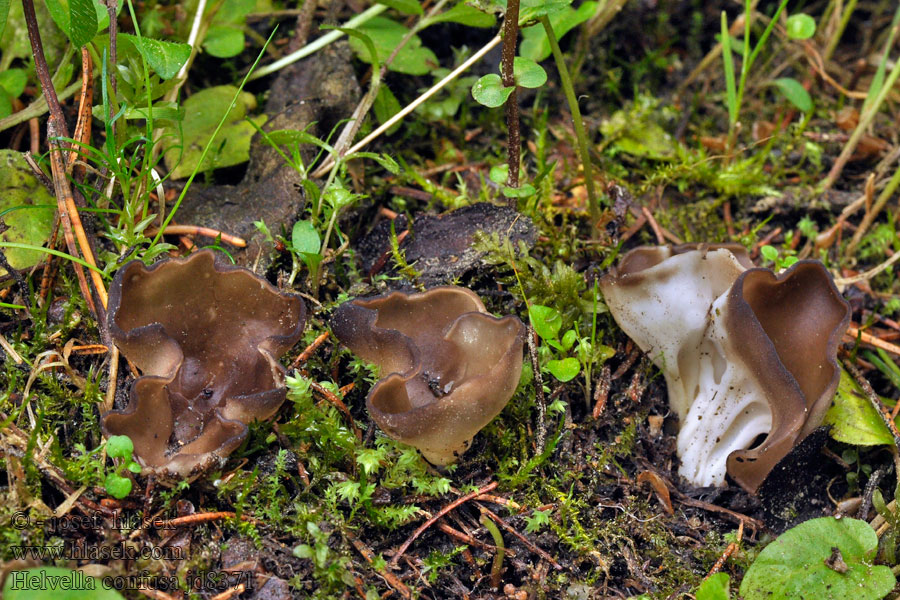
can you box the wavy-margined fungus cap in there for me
[600,244,850,493]
[101,250,306,480]
[332,286,525,465]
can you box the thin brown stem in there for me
[22,0,69,139]
[500,2,520,196]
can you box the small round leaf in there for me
[472,74,514,108]
[529,304,562,341]
[760,245,778,262]
[786,14,816,40]
[513,57,547,88]
[104,473,133,499]
[489,164,508,184]
[203,25,245,58]
[547,357,580,382]
[106,434,134,459]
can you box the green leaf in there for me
[203,25,245,58]
[267,129,334,153]
[502,183,536,198]
[163,85,265,178]
[0,0,9,42]
[331,25,380,71]
[346,17,437,75]
[518,0,572,24]
[424,2,495,28]
[786,13,816,40]
[104,473,133,499]
[489,164,508,184]
[739,517,895,600]
[373,86,402,134]
[520,1,596,61]
[529,304,562,341]
[471,73,514,108]
[44,0,98,47]
[106,434,134,459]
[0,151,56,274]
[760,244,778,262]
[0,87,11,119]
[214,0,255,23]
[772,77,812,112]
[3,567,126,599]
[119,33,191,80]
[291,220,320,255]
[696,573,730,600]
[0,68,27,97]
[67,0,97,46]
[721,11,737,125]
[547,357,580,381]
[349,151,400,174]
[513,56,547,88]
[561,329,577,351]
[823,369,895,446]
[378,0,422,15]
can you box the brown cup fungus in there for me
[102,250,306,480]
[600,244,850,493]
[332,287,525,465]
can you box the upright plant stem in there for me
[22,0,69,140]
[540,15,599,229]
[500,0,521,194]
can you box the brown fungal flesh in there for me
[101,249,305,479]
[600,244,850,492]
[332,286,525,465]
[724,262,850,491]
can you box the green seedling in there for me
[104,435,141,499]
[759,244,798,271]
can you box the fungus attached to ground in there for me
[332,286,525,465]
[600,244,850,493]
[102,250,306,479]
